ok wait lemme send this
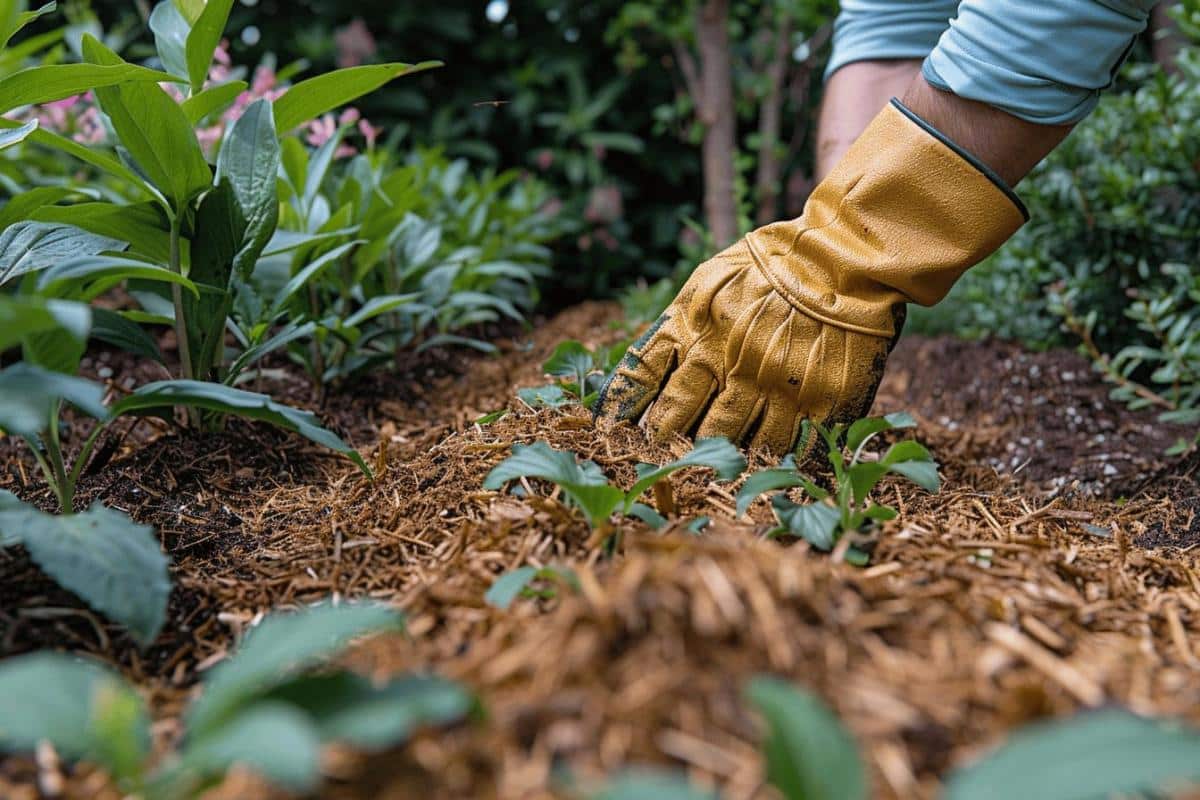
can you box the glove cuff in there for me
[745,99,1028,339]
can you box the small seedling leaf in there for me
[262,672,473,750]
[627,502,668,529]
[846,462,889,507]
[625,437,745,511]
[0,653,150,780]
[745,675,867,800]
[517,384,573,408]
[542,339,594,389]
[485,565,538,610]
[845,417,894,454]
[943,709,1200,800]
[186,602,403,738]
[589,769,719,800]
[181,701,322,792]
[735,455,805,517]
[772,495,840,551]
[483,442,624,528]
[887,460,941,493]
[881,439,933,465]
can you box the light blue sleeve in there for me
[826,1,959,78]
[923,0,1160,124]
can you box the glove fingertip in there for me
[593,371,652,424]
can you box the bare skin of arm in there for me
[816,61,1075,186]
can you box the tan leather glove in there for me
[595,100,1028,454]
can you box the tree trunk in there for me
[696,0,738,248]
[1151,4,1182,75]
[754,16,791,226]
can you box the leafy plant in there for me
[484,563,579,610]
[518,338,629,409]
[586,769,719,800]
[483,438,746,534]
[736,413,939,556]
[0,602,473,799]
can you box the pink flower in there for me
[583,185,623,224]
[338,107,361,126]
[539,197,563,217]
[358,118,381,148]
[250,65,277,95]
[534,149,554,171]
[47,95,82,111]
[213,40,232,66]
[335,19,377,68]
[577,234,592,251]
[306,113,337,147]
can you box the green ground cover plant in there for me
[0,602,472,799]
[735,413,939,560]
[518,338,630,409]
[483,437,746,535]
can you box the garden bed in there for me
[2,301,1198,799]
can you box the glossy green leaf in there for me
[181,702,322,792]
[0,363,108,439]
[0,221,124,285]
[272,61,442,134]
[148,0,189,80]
[110,380,371,476]
[82,34,211,210]
[91,308,164,364]
[184,177,240,379]
[542,339,593,388]
[0,118,152,194]
[518,383,572,408]
[625,437,746,511]
[485,565,538,610]
[0,117,35,150]
[37,255,199,300]
[181,80,246,124]
[627,502,668,529]
[15,501,169,644]
[735,455,805,517]
[0,652,150,778]
[483,441,624,528]
[944,710,1200,800]
[771,495,841,551]
[266,672,472,749]
[185,602,403,738]
[746,676,866,800]
[0,0,56,49]
[0,186,74,231]
[31,201,172,263]
[184,0,232,93]
[0,62,179,115]
[847,462,888,507]
[0,295,90,353]
[216,98,281,280]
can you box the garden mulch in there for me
[1,301,1198,799]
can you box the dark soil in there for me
[2,303,1198,800]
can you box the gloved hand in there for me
[595,100,1028,454]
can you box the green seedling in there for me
[482,438,746,535]
[0,602,473,800]
[736,412,939,556]
[485,564,580,610]
[518,338,631,409]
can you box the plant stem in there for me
[45,409,73,512]
[168,214,201,429]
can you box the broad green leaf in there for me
[735,455,804,517]
[21,320,86,375]
[944,710,1200,800]
[881,439,933,465]
[845,417,894,455]
[745,676,867,800]
[863,504,898,522]
[181,702,321,792]
[216,98,281,280]
[772,495,841,551]
[590,770,718,800]
[0,118,152,194]
[882,411,917,429]
[185,177,240,379]
[0,185,74,231]
[17,502,169,644]
[82,34,211,210]
[847,462,888,507]
[887,461,940,493]
[0,295,90,353]
[186,602,403,738]
[0,362,108,439]
[32,201,172,263]
[184,0,232,93]
[173,0,204,24]
[0,488,24,546]
[272,61,443,134]
[0,221,124,285]
[0,652,150,777]
[225,321,316,381]
[0,0,56,49]
[265,672,473,749]
[37,255,199,301]
[0,62,179,115]
[625,437,746,511]
[518,383,572,408]
[110,380,371,476]
[483,441,625,528]
[92,308,164,363]
[0,117,35,150]
[270,240,359,318]
[342,293,421,327]
[148,0,189,80]
[417,333,497,354]
[181,80,246,124]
